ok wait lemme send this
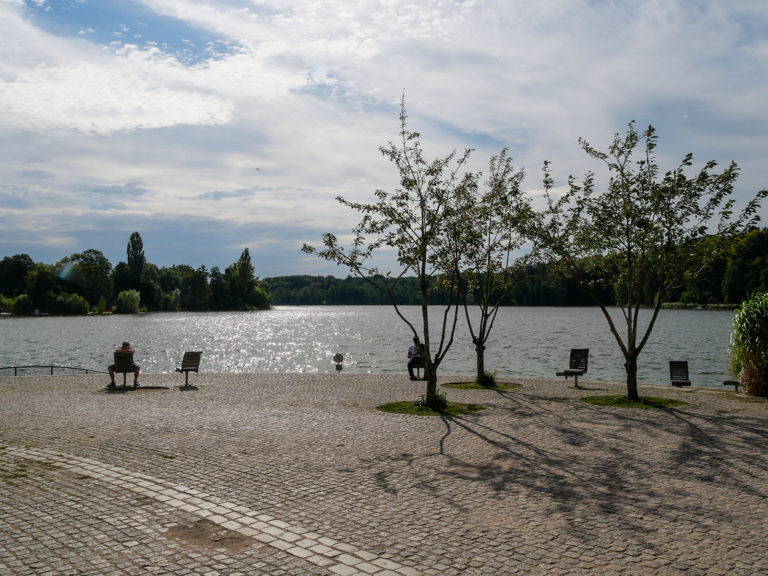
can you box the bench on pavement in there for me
[175,351,202,387]
[556,348,589,388]
[669,360,691,387]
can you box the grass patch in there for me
[581,395,686,409]
[443,381,521,391]
[377,401,484,416]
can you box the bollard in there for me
[334,353,344,371]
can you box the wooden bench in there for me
[669,360,691,387]
[175,351,202,387]
[556,348,589,388]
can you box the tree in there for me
[127,231,145,289]
[115,289,140,314]
[451,148,531,384]
[528,122,766,401]
[58,249,113,306]
[209,266,231,310]
[0,254,35,297]
[303,99,472,408]
[226,248,256,310]
[723,228,768,303]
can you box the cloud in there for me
[0,0,766,277]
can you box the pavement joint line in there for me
[2,443,421,576]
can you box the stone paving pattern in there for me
[0,372,767,575]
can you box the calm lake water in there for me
[0,306,736,388]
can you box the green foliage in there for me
[93,296,108,314]
[581,395,686,409]
[729,292,768,396]
[57,293,90,315]
[303,97,471,407]
[0,294,14,313]
[443,380,521,390]
[127,231,145,288]
[723,228,768,303]
[0,254,35,297]
[12,294,33,315]
[377,398,483,416]
[451,148,532,380]
[528,121,766,401]
[115,289,140,314]
[475,371,497,388]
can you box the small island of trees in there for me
[0,232,271,315]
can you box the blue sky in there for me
[1,0,767,277]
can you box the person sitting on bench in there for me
[407,336,422,381]
[108,341,140,388]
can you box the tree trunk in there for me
[625,354,640,401]
[425,362,439,407]
[475,341,485,381]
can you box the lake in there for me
[0,306,736,388]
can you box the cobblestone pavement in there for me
[1,372,767,575]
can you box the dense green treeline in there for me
[2,228,767,314]
[267,228,768,307]
[0,232,270,315]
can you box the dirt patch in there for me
[163,519,252,553]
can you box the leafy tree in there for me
[112,261,132,299]
[723,228,768,303]
[0,254,35,297]
[26,263,59,313]
[528,121,766,401]
[226,248,255,310]
[139,263,163,311]
[303,99,471,408]
[184,266,211,311]
[225,248,270,310]
[209,266,231,310]
[127,231,145,289]
[57,249,113,306]
[115,289,140,314]
[451,148,531,383]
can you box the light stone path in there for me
[2,445,416,576]
[1,372,767,575]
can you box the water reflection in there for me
[0,306,735,388]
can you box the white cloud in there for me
[0,0,766,275]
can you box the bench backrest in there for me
[180,351,202,371]
[569,349,589,373]
[669,360,689,381]
[113,351,135,373]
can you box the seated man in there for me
[407,336,423,381]
[108,341,140,388]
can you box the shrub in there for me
[475,371,497,388]
[12,294,33,315]
[63,293,90,315]
[730,292,768,396]
[0,294,15,314]
[115,290,141,314]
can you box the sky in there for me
[1,0,767,278]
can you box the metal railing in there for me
[0,365,108,376]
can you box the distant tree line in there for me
[269,228,768,307]
[0,232,271,315]
[2,228,767,315]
